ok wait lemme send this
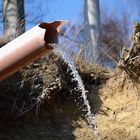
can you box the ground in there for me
[97,71,140,140]
[0,52,140,140]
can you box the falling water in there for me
[55,46,100,140]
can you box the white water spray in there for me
[55,46,100,140]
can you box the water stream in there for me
[55,46,100,140]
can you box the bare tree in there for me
[0,0,25,46]
[0,0,25,98]
[84,0,100,63]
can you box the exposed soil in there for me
[0,52,140,140]
[97,70,140,140]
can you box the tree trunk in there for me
[84,0,100,63]
[2,0,25,42]
[0,0,25,94]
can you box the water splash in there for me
[55,45,100,140]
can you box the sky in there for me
[25,0,139,20]
[0,0,139,67]
[23,0,140,30]
[0,0,140,32]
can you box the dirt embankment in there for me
[77,60,140,140]
[0,54,139,140]
[97,71,140,140]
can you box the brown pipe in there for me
[0,20,66,81]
